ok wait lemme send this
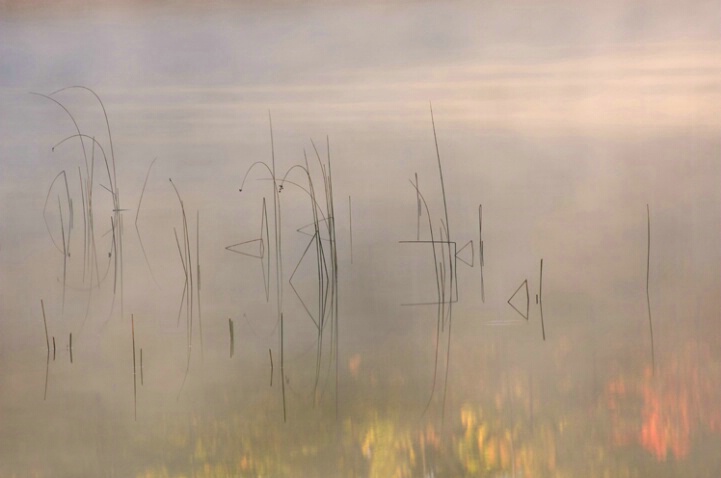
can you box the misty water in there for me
[1,2,721,477]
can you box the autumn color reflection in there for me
[606,340,721,462]
[129,336,721,477]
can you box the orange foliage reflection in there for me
[606,342,721,461]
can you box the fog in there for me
[1,1,720,476]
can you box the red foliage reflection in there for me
[606,342,721,461]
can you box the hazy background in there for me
[1,1,720,476]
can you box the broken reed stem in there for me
[41,300,49,353]
[269,348,274,387]
[69,333,73,363]
[229,318,235,358]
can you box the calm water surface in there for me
[1,2,720,477]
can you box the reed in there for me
[646,205,655,374]
[479,204,485,303]
[229,318,235,358]
[41,300,49,354]
[539,259,546,341]
[196,210,203,362]
[41,300,50,400]
[135,157,158,285]
[131,314,137,421]
[58,197,67,315]
[405,180,442,418]
[238,114,288,422]
[397,106,456,430]
[430,103,454,431]
[170,179,202,400]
